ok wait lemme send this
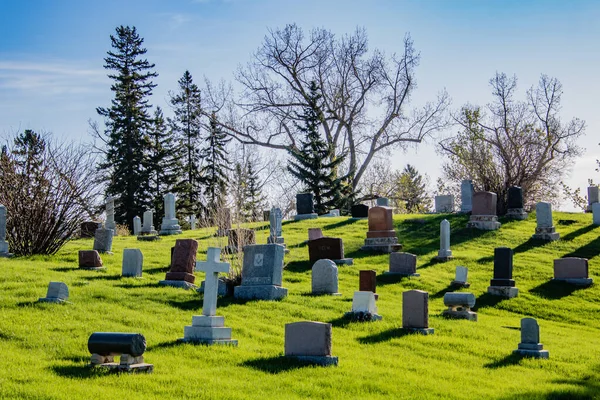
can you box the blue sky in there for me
[1,0,598,210]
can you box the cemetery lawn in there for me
[2,213,600,400]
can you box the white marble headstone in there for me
[351,291,378,314]
[455,266,468,283]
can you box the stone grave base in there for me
[513,347,549,359]
[234,285,288,300]
[487,286,519,298]
[531,227,560,241]
[286,355,338,366]
[435,253,453,262]
[198,279,233,297]
[451,281,471,288]
[294,213,318,221]
[89,354,154,373]
[402,327,434,335]
[466,215,501,230]
[0,252,13,258]
[181,315,238,346]
[552,278,593,286]
[267,236,285,245]
[159,280,198,290]
[159,229,183,236]
[505,208,528,220]
[312,291,342,296]
[79,266,107,271]
[361,237,402,253]
[37,297,67,304]
[442,309,477,321]
[332,258,354,266]
[344,312,382,321]
[383,272,420,277]
[137,235,160,241]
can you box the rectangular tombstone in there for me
[471,192,497,216]
[39,281,69,303]
[227,228,256,250]
[285,321,332,357]
[460,180,474,213]
[594,203,600,225]
[308,228,324,241]
[507,186,524,209]
[133,216,142,236]
[402,290,432,333]
[588,186,599,211]
[491,247,515,286]
[367,206,394,234]
[269,207,282,237]
[535,202,554,228]
[311,259,339,295]
[162,239,198,285]
[308,237,344,263]
[376,198,389,207]
[122,248,143,277]
[351,204,369,218]
[514,317,549,358]
[455,266,468,283]
[553,257,591,285]
[351,291,378,314]
[359,270,377,294]
[296,193,315,215]
[234,244,287,300]
[93,228,114,253]
[434,195,454,213]
[141,210,155,234]
[388,252,419,276]
[263,210,270,222]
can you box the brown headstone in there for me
[471,192,497,216]
[78,250,103,268]
[402,290,429,329]
[169,239,198,276]
[285,321,332,357]
[366,206,396,238]
[554,258,588,279]
[308,237,344,263]
[389,252,417,274]
[359,270,377,293]
[308,228,324,241]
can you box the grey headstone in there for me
[285,321,332,357]
[593,203,600,225]
[0,204,8,254]
[160,193,182,234]
[460,180,474,213]
[311,259,339,294]
[434,195,454,213]
[105,197,116,232]
[351,291,378,314]
[122,248,143,277]
[270,207,282,237]
[520,318,540,344]
[389,252,417,274]
[45,281,69,301]
[455,266,468,283]
[536,202,554,228]
[93,228,114,253]
[402,290,429,329]
[239,244,284,286]
[133,216,142,236]
[376,198,389,207]
[588,186,599,207]
[142,210,155,234]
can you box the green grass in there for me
[1,212,600,399]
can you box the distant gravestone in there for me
[188,215,197,230]
[553,257,592,286]
[361,206,401,253]
[104,197,116,232]
[308,228,324,241]
[593,203,600,226]
[159,193,182,235]
[285,321,338,366]
[308,237,353,265]
[587,186,599,212]
[531,202,559,241]
[141,210,157,235]
[434,195,454,213]
[159,239,198,289]
[295,193,318,220]
[93,228,114,254]
[466,192,501,230]
[513,318,549,359]
[311,259,340,295]
[505,186,528,220]
[346,291,381,320]
[0,205,10,256]
[451,266,470,288]
[435,219,453,261]
[133,216,142,236]
[80,221,100,238]
[38,282,69,303]
[442,292,477,321]
[402,290,433,334]
[263,210,270,222]
[487,247,518,298]
[376,197,389,207]
[351,204,369,218]
[267,207,286,249]
[234,244,287,300]
[122,248,143,277]
[386,252,419,277]
[79,250,104,269]
[359,270,378,300]
[460,180,474,213]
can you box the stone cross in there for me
[195,247,230,316]
[0,204,8,254]
[270,207,282,237]
[105,197,116,231]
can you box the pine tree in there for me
[231,162,247,221]
[96,25,157,229]
[200,113,231,218]
[394,164,429,213]
[169,70,204,218]
[287,81,345,215]
[243,160,266,221]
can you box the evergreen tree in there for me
[242,159,266,221]
[394,164,430,213]
[231,162,247,222]
[146,107,179,223]
[169,70,204,218]
[200,113,231,218]
[96,25,157,228]
[287,81,345,215]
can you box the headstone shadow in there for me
[430,284,456,299]
[483,353,522,369]
[147,340,185,351]
[328,315,354,328]
[358,327,414,344]
[285,260,311,273]
[529,280,586,300]
[376,273,412,286]
[241,355,321,374]
[477,238,541,264]
[117,282,162,289]
[560,224,599,241]
[50,364,109,379]
[50,266,78,272]
[167,295,250,311]
[85,275,122,281]
[144,265,170,274]
[472,292,506,311]
[563,236,600,259]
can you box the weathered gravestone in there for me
[376,197,390,207]
[79,250,104,269]
[263,210,270,222]
[345,291,381,321]
[531,202,559,241]
[311,259,340,295]
[361,206,402,253]
[350,204,369,219]
[487,247,519,298]
[188,215,197,230]
[132,216,142,236]
[0,205,10,257]
[435,219,453,261]
[466,191,501,230]
[93,228,114,254]
[182,247,237,345]
[227,228,256,253]
[140,210,157,235]
[513,318,549,359]
[553,257,592,286]
[505,186,528,220]
[80,221,100,238]
[451,266,470,288]
[295,193,318,220]
[159,239,198,289]
[216,208,232,237]
[267,207,286,251]
[88,332,153,372]
[308,237,353,265]
[104,197,116,233]
[359,270,378,300]
[234,244,287,300]
[159,193,182,235]
[122,248,143,278]
[460,180,474,213]
[38,281,69,303]
[434,195,454,213]
[593,203,600,226]
[308,228,324,241]
[586,186,599,213]
[285,321,338,366]
[442,292,477,321]
[402,290,434,334]
[386,252,419,277]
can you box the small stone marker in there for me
[487,247,519,298]
[376,197,390,207]
[0,205,10,256]
[104,197,116,232]
[587,186,599,212]
[227,228,256,252]
[505,186,528,220]
[159,239,198,289]
[93,228,114,254]
[359,270,378,300]
[140,210,157,235]
[216,208,232,237]
[435,219,453,261]
[386,252,419,277]
[531,202,559,241]
[402,290,433,334]
[553,258,592,286]
[267,207,286,248]
[132,216,142,236]
[593,203,600,226]
[361,206,402,253]
[188,215,197,230]
[460,180,474,213]
[308,237,353,265]
[311,259,340,295]
[308,228,324,241]
[345,291,381,320]
[38,282,69,303]
[79,250,104,269]
[182,248,237,345]
[434,195,454,213]
[122,248,143,277]
[466,191,501,230]
[350,204,369,218]
[442,292,477,321]
[234,244,288,300]
[159,193,182,235]
[88,332,153,372]
[513,318,549,359]
[285,321,338,366]
[451,266,470,288]
[80,221,100,238]
[295,193,318,220]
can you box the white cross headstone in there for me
[195,248,230,316]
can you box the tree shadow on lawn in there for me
[241,355,327,374]
[430,284,457,299]
[529,280,586,300]
[483,353,523,369]
[358,327,416,344]
[563,236,600,259]
[560,224,599,241]
[472,292,506,311]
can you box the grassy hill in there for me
[1,212,600,399]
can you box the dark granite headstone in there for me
[351,204,369,218]
[359,270,377,294]
[507,187,524,209]
[296,193,315,215]
[308,237,344,263]
[491,247,515,287]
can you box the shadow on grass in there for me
[117,282,162,289]
[484,353,522,369]
[285,260,311,273]
[241,355,322,374]
[495,376,600,399]
[167,295,250,311]
[563,236,600,259]
[322,218,360,230]
[85,275,122,281]
[561,224,599,241]
[144,265,170,274]
[530,280,586,300]
[477,238,541,263]
[358,327,414,344]
[376,273,414,286]
[147,340,184,351]
[328,315,354,328]
[50,266,78,272]
[472,292,506,311]
[50,365,109,379]
[430,284,456,299]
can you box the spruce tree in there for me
[395,164,429,213]
[242,159,266,221]
[96,25,157,228]
[287,81,345,215]
[200,112,231,218]
[169,70,204,218]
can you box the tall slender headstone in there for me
[434,195,454,213]
[141,210,157,235]
[435,219,453,261]
[132,216,142,236]
[0,205,10,256]
[505,186,528,220]
[361,206,402,253]
[593,203,600,226]
[216,208,231,237]
[105,197,116,232]
[267,207,285,247]
[513,318,549,359]
[159,193,182,235]
[460,180,474,213]
[586,186,599,213]
[466,191,501,230]
[487,247,519,298]
[402,290,434,334]
[159,239,198,289]
[188,215,197,230]
[531,202,559,241]
[295,193,318,220]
